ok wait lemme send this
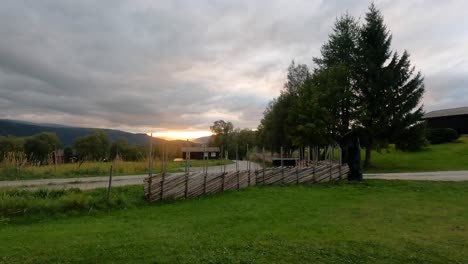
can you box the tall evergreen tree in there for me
[356,4,425,167]
[313,14,360,139]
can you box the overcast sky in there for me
[1,0,467,134]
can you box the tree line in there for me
[0,130,192,166]
[258,4,426,168]
[208,120,258,160]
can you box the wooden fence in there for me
[144,161,349,202]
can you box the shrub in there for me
[427,128,459,144]
[395,123,428,151]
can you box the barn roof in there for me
[424,106,468,118]
[182,147,220,152]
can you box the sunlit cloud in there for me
[0,0,466,132]
[151,131,213,140]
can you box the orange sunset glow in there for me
[149,131,212,140]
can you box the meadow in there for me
[1,135,466,182]
[1,180,467,263]
[364,135,468,173]
[0,159,232,181]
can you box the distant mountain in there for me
[0,119,166,146]
[192,136,212,144]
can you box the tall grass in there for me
[0,185,145,223]
[0,159,233,181]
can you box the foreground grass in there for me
[0,159,233,181]
[364,135,468,173]
[1,180,468,263]
[0,186,145,223]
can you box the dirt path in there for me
[365,171,468,181]
[2,164,467,190]
[0,160,260,190]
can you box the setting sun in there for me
[149,131,212,140]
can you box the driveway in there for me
[0,160,261,190]
[2,164,467,190]
[365,171,468,181]
[189,160,260,173]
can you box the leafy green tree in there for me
[0,136,25,163]
[73,130,110,162]
[230,128,257,159]
[290,78,331,147]
[23,132,61,164]
[209,120,234,151]
[124,145,145,161]
[110,138,129,160]
[284,60,310,95]
[63,146,74,163]
[356,4,425,167]
[259,61,310,155]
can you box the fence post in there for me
[247,144,250,186]
[223,149,227,174]
[149,133,153,178]
[236,145,240,189]
[296,155,299,184]
[160,172,165,201]
[221,171,225,191]
[203,172,207,194]
[281,146,285,184]
[203,144,207,174]
[329,145,333,181]
[107,164,113,202]
[315,146,319,166]
[185,151,190,198]
[184,173,189,198]
[262,146,266,185]
[338,146,343,180]
[312,146,316,183]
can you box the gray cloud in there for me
[0,0,467,133]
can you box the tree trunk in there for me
[364,146,372,168]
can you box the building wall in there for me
[182,151,220,160]
[426,115,468,134]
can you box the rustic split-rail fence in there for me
[144,148,349,202]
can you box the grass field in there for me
[1,135,466,181]
[1,180,468,263]
[364,135,468,173]
[0,159,233,181]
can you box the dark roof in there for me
[424,106,468,119]
[182,147,220,152]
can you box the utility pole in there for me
[149,133,153,177]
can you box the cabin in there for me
[424,106,468,134]
[182,147,220,160]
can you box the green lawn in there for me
[1,180,468,263]
[0,159,233,181]
[1,136,467,181]
[364,135,468,173]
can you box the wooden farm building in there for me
[182,147,220,160]
[424,106,468,134]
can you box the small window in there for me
[211,152,216,157]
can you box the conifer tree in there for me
[357,4,425,167]
[313,13,360,139]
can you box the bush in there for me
[395,123,428,151]
[427,128,459,144]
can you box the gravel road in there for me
[1,163,467,190]
[364,170,468,181]
[0,160,260,190]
